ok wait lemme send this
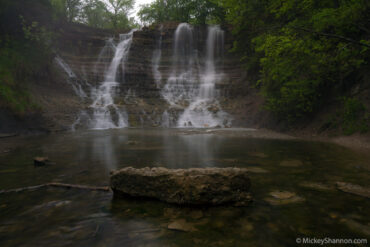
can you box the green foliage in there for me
[216,0,370,123]
[107,0,135,29]
[50,0,137,30]
[50,0,82,22]
[81,0,110,28]
[138,0,225,25]
[341,97,368,135]
[20,16,53,48]
[0,38,44,114]
[0,0,53,115]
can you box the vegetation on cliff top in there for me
[138,0,225,25]
[50,0,138,29]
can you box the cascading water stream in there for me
[89,30,135,129]
[161,24,231,128]
[152,25,163,88]
[54,56,87,98]
[178,25,229,128]
[161,23,199,106]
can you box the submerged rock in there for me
[336,182,370,198]
[34,157,52,166]
[168,219,196,232]
[279,159,304,167]
[265,191,305,205]
[110,167,252,206]
[299,182,334,191]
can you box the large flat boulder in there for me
[110,167,252,206]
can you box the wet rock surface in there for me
[110,167,252,206]
[336,182,370,198]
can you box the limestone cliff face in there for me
[51,22,256,129]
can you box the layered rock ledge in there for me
[110,167,252,206]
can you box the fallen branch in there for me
[0,183,110,194]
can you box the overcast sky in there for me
[130,0,154,19]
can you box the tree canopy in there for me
[216,0,370,122]
[138,0,225,25]
[50,0,138,29]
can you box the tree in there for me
[82,0,109,28]
[65,0,81,22]
[138,0,224,25]
[50,0,137,29]
[215,0,370,122]
[50,0,81,22]
[107,0,135,29]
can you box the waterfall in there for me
[152,25,163,87]
[54,56,88,98]
[89,30,135,129]
[178,25,230,128]
[161,110,171,127]
[162,24,231,128]
[93,38,115,79]
[161,23,199,106]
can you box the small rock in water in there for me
[168,219,196,232]
[336,182,370,198]
[270,191,296,199]
[279,159,304,167]
[265,191,305,205]
[34,157,51,166]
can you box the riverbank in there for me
[289,130,370,155]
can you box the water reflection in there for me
[90,134,127,171]
[0,129,369,247]
[153,131,224,168]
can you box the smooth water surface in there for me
[0,129,369,246]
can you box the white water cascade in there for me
[55,56,87,98]
[161,23,199,106]
[161,24,231,128]
[152,25,163,88]
[89,30,135,129]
